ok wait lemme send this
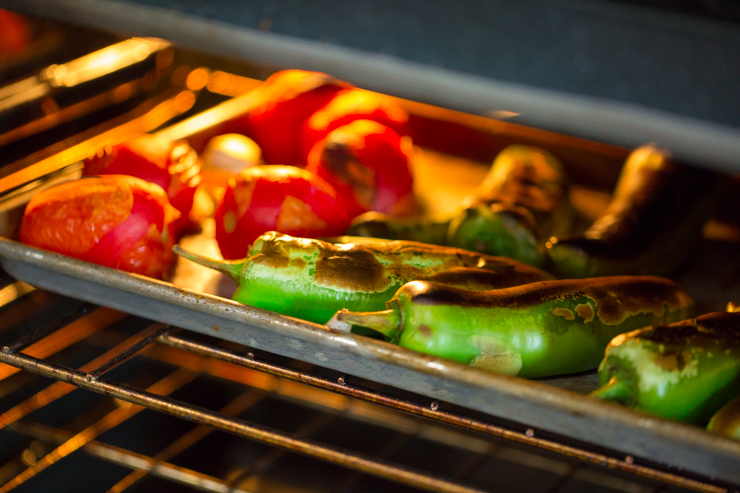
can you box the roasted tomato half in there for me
[299,88,409,162]
[20,175,180,279]
[215,165,349,259]
[83,134,202,235]
[306,120,416,219]
[232,69,351,166]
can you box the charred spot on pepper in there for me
[551,307,575,320]
[651,348,694,372]
[636,313,740,347]
[397,277,691,323]
[315,246,390,292]
[418,324,433,338]
[575,302,595,323]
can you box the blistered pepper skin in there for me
[592,310,740,424]
[174,232,553,324]
[329,276,693,378]
[547,145,729,278]
[707,395,740,440]
[348,145,572,267]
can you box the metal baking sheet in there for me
[1,91,739,485]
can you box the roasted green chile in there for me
[707,395,740,440]
[591,309,740,424]
[348,145,573,267]
[327,276,693,378]
[547,145,729,277]
[173,231,553,324]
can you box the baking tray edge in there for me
[0,237,739,484]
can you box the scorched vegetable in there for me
[83,134,202,235]
[20,175,179,279]
[306,120,416,219]
[348,144,572,267]
[173,231,553,324]
[591,305,740,423]
[328,277,694,378]
[214,165,350,259]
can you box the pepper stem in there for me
[172,245,244,283]
[326,308,402,342]
[589,376,634,406]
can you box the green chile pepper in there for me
[707,395,740,440]
[591,308,740,424]
[348,145,573,267]
[173,231,553,324]
[327,276,693,378]
[547,145,729,278]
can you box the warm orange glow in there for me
[202,134,262,172]
[48,38,170,88]
[207,70,261,97]
[0,308,126,382]
[174,89,196,112]
[185,67,210,91]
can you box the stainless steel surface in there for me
[1,234,739,486]
[0,30,738,492]
[0,288,727,492]
[4,0,740,174]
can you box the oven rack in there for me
[0,280,731,493]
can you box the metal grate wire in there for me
[0,281,732,493]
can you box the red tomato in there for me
[215,165,349,259]
[299,88,409,161]
[0,9,30,55]
[306,120,416,219]
[83,135,202,235]
[233,70,350,166]
[20,175,180,279]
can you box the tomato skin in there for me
[0,9,30,55]
[306,120,416,219]
[299,88,409,162]
[233,70,350,166]
[215,165,349,259]
[20,175,179,279]
[83,135,202,235]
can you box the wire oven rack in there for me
[0,19,739,493]
[0,278,734,493]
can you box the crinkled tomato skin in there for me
[215,165,349,259]
[83,135,201,235]
[20,175,179,279]
[306,120,415,219]
[232,70,350,166]
[298,88,410,161]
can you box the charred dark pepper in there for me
[173,231,553,324]
[591,306,740,424]
[348,145,573,267]
[547,145,729,278]
[327,276,693,378]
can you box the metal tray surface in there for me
[0,89,739,485]
[2,237,740,485]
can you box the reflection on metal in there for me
[0,351,490,493]
[0,281,34,307]
[0,323,166,432]
[0,367,195,493]
[158,332,726,493]
[106,388,267,493]
[0,89,195,195]
[8,420,253,493]
[0,307,124,381]
[0,38,169,113]
[47,38,170,88]
[206,71,261,97]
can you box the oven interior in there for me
[0,9,739,493]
